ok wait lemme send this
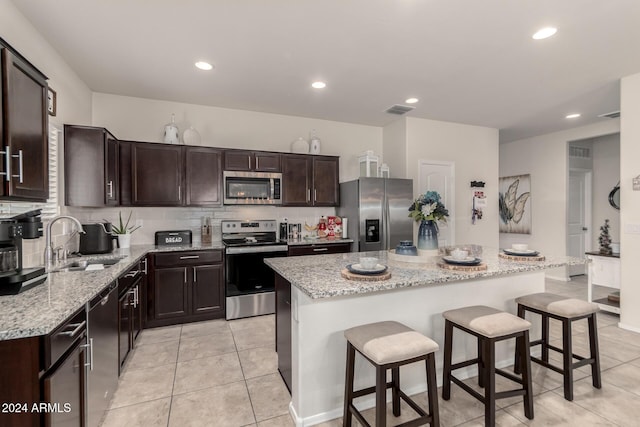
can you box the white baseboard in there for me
[617,322,640,333]
[546,274,570,282]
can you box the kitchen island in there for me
[265,248,586,426]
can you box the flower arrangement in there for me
[408,191,449,223]
[109,211,141,235]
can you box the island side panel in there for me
[290,271,546,425]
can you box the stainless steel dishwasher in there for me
[86,281,119,427]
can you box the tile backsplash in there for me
[20,205,336,268]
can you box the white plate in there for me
[347,263,388,275]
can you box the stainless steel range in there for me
[222,220,288,320]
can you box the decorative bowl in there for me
[395,241,418,256]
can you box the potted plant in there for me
[408,191,449,250]
[109,211,140,249]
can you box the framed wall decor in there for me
[499,174,531,234]
[47,87,57,116]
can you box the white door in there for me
[418,160,455,247]
[567,170,590,276]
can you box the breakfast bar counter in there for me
[265,248,585,426]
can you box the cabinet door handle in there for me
[184,267,188,284]
[248,155,252,170]
[178,186,181,201]
[193,267,197,283]
[82,338,94,370]
[314,188,317,202]
[11,150,23,183]
[306,189,310,202]
[1,145,10,182]
[60,321,86,338]
[107,180,114,198]
[142,258,148,275]
[179,255,200,260]
[313,247,329,252]
[255,157,259,170]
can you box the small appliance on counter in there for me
[155,230,192,246]
[0,209,47,295]
[79,222,118,254]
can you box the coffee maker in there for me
[0,209,47,295]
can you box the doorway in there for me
[567,169,592,276]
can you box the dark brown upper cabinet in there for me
[185,146,222,206]
[64,125,119,206]
[131,142,182,206]
[282,155,339,207]
[0,42,49,201]
[224,149,281,172]
[117,141,223,207]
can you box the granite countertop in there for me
[0,242,225,341]
[265,247,587,300]
[286,237,353,246]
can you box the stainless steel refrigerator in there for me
[337,178,413,252]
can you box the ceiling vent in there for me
[385,104,415,115]
[598,110,620,119]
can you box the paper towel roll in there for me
[342,218,348,238]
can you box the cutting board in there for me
[341,269,391,281]
[499,252,546,262]
[437,262,487,272]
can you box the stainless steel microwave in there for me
[223,171,282,205]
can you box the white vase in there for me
[117,234,131,249]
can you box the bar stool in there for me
[442,305,534,427]
[343,321,440,427]
[514,292,601,401]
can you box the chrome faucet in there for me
[44,215,85,269]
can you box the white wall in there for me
[591,134,620,248]
[404,117,500,247]
[92,93,382,183]
[382,118,408,179]
[0,0,93,267]
[619,72,640,332]
[500,120,620,280]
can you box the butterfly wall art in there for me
[499,174,531,234]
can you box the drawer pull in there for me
[193,267,197,283]
[59,321,86,338]
[313,248,329,252]
[179,255,200,260]
[124,270,139,278]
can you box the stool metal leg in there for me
[478,338,485,388]
[588,314,602,389]
[514,304,525,375]
[392,367,400,417]
[343,342,356,427]
[426,353,440,427]
[376,365,386,427]
[562,318,574,401]
[442,320,453,400]
[521,331,534,420]
[542,313,550,363]
[483,338,496,427]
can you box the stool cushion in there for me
[516,292,600,318]
[443,305,531,338]
[344,321,439,365]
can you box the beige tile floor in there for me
[101,276,637,426]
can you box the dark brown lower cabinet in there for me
[275,273,292,393]
[147,250,225,328]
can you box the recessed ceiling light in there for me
[311,81,327,89]
[566,113,581,119]
[195,61,213,71]
[532,27,557,40]
[405,98,419,104]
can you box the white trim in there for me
[618,323,640,333]
[546,273,570,282]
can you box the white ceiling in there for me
[12,0,640,142]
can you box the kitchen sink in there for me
[51,256,125,272]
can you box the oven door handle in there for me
[226,245,289,255]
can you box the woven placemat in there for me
[499,252,546,262]
[341,268,392,281]
[437,262,487,272]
